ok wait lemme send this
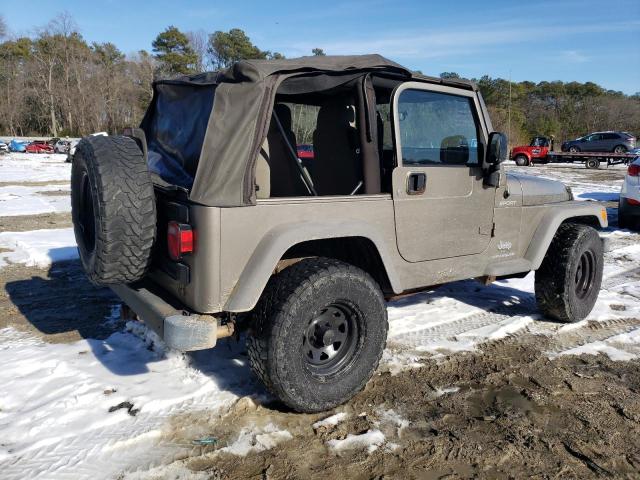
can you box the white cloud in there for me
[557,50,590,63]
[285,20,639,60]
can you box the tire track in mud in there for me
[389,299,539,348]
[601,267,640,291]
[544,318,640,356]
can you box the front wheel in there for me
[569,146,580,153]
[514,155,529,167]
[247,258,388,412]
[535,223,603,323]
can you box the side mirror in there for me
[483,132,507,188]
[486,131,508,166]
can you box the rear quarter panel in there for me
[219,195,401,312]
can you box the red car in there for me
[510,136,553,166]
[26,141,54,154]
[297,144,314,160]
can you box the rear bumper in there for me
[111,282,225,351]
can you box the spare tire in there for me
[71,135,156,285]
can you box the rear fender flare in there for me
[223,221,402,312]
[525,203,607,269]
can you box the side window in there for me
[397,89,480,166]
[375,103,394,150]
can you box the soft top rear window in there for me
[143,83,216,189]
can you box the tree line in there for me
[459,74,640,147]
[0,13,638,146]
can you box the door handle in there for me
[407,172,426,195]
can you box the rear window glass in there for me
[144,83,216,188]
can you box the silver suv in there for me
[561,131,636,153]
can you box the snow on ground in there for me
[312,412,349,430]
[327,429,386,453]
[0,228,77,268]
[552,327,640,361]
[218,423,293,456]
[0,184,71,216]
[0,318,255,479]
[0,152,70,184]
[0,156,639,478]
[508,162,625,202]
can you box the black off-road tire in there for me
[535,223,603,323]
[514,155,529,167]
[71,135,156,285]
[247,257,388,413]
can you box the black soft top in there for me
[142,55,477,206]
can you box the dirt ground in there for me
[0,260,118,343]
[0,212,72,232]
[154,331,640,480]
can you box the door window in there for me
[397,89,480,166]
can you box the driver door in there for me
[584,134,603,151]
[391,83,496,262]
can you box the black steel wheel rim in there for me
[79,171,96,254]
[302,302,361,377]
[574,249,596,299]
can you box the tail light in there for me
[167,221,194,261]
[628,164,640,177]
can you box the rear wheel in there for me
[514,154,529,167]
[613,145,627,154]
[535,223,603,323]
[585,158,600,169]
[247,257,388,412]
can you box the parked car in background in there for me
[561,131,636,153]
[619,156,640,230]
[297,144,314,160]
[26,140,54,154]
[0,140,8,153]
[67,132,107,162]
[54,139,71,153]
[8,139,28,152]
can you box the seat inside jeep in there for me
[256,72,410,199]
[257,74,386,199]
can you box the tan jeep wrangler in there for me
[71,55,607,412]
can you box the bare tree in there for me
[186,30,209,72]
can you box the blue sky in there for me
[3,0,640,93]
